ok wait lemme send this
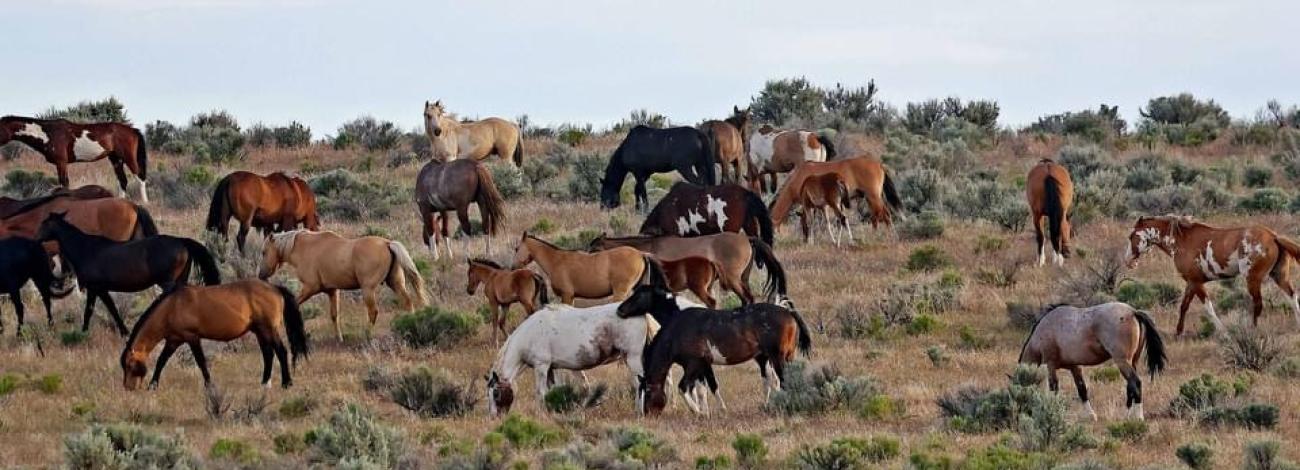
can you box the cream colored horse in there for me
[424,100,524,165]
[259,230,429,340]
[511,233,653,305]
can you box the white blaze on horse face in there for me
[706,341,727,364]
[15,123,49,143]
[706,195,728,229]
[72,130,106,161]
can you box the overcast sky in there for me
[7,0,1297,137]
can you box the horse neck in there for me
[493,330,528,385]
[125,313,165,365]
[643,334,675,386]
[50,225,104,259]
[524,238,567,270]
[603,157,629,184]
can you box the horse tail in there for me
[473,163,507,236]
[181,238,222,285]
[512,135,524,167]
[882,170,903,214]
[815,134,837,159]
[698,128,717,185]
[206,175,232,233]
[1134,310,1167,380]
[1274,235,1300,262]
[132,128,149,180]
[388,240,428,307]
[275,285,310,365]
[133,205,159,239]
[743,189,775,247]
[531,272,550,306]
[748,237,787,300]
[787,308,813,357]
[1044,174,1066,253]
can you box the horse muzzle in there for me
[432,128,443,137]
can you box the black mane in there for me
[469,258,504,269]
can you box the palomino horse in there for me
[1020,303,1166,421]
[747,125,836,194]
[0,116,149,202]
[120,280,309,391]
[618,280,812,416]
[259,230,428,341]
[1126,215,1300,336]
[0,194,157,244]
[37,212,221,335]
[424,100,523,165]
[466,258,550,343]
[699,106,751,183]
[639,182,775,247]
[415,159,507,260]
[0,238,74,335]
[770,157,901,230]
[589,232,787,305]
[512,233,659,304]
[206,171,320,252]
[600,125,716,210]
[0,184,114,219]
[796,172,853,246]
[484,297,700,415]
[657,256,727,309]
[1027,159,1075,266]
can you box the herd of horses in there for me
[3,102,1300,422]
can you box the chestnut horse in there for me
[769,157,901,230]
[424,100,523,165]
[512,233,660,305]
[657,256,727,309]
[699,106,751,183]
[797,172,852,246]
[589,232,787,305]
[0,194,157,245]
[415,159,507,260]
[0,116,148,202]
[206,171,320,252]
[0,185,113,219]
[1126,215,1300,336]
[120,280,309,391]
[639,182,774,247]
[466,258,550,343]
[747,125,836,194]
[1027,159,1075,266]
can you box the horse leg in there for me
[80,292,99,332]
[328,289,343,341]
[534,364,552,401]
[1068,366,1097,421]
[236,215,254,254]
[704,366,725,411]
[824,207,839,247]
[1194,283,1225,336]
[1270,262,1300,328]
[490,303,504,345]
[1033,215,1046,267]
[8,292,23,336]
[55,161,71,188]
[756,357,772,398]
[694,281,716,309]
[1047,367,1059,393]
[99,292,129,336]
[634,176,649,212]
[362,286,380,340]
[768,355,786,392]
[148,341,181,390]
[110,158,130,197]
[257,336,274,388]
[1114,360,1144,420]
[273,339,292,388]
[1246,266,1268,328]
[189,340,212,387]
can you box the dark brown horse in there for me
[415,159,506,259]
[0,194,157,245]
[640,182,774,247]
[700,107,751,184]
[0,185,114,219]
[206,171,320,252]
[1027,159,1075,266]
[0,116,148,202]
[0,237,74,335]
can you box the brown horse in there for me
[1027,159,1075,266]
[0,116,148,202]
[699,106,751,183]
[769,157,901,230]
[466,258,549,343]
[206,171,320,252]
[639,182,774,246]
[1020,303,1166,421]
[1126,215,1300,336]
[747,125,836,193]
[0,185,114,219]
[658,256,727,309]
[424,100,523,165]
[0,194,157,244]
[512,233,656,304]
[797,172,853,246]
[589,232,787,305]
[416,158,507,259]
[259,230,428,341]
[120,280,309,391]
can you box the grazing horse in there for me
[1027,159,1075,266]
[120,280,309,391]
[423,100,524,165]
[511,233,659,304]
[258,230,428,341]
[747,125,836,194]
[617,280,812,416]
[206,171,320,252]
[0,116,149,202]
[657,256,727,309]
[600,125,717,210]
[0,238,74,335]
[639,182,775,247]
[589,232,787,305]
[770,157,901,230]
[1020,303,1167,421]
[699,106,751,183]
[484,296,699,416]
[1125,215,1300,336]
[797,172,853,246]
[415,159,507,260]
[0,194,157,244]
[0,185,114,219]
[466,258,550,343]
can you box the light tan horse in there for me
[466,258,549,343]
[424,100,523,165]
[259,230,428,340]
[511,233,655,304]
[797,172,853,246]
[769,157,901,231]
[1027,159,1075,266]
[747,125,835,193]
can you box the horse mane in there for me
[271,230,302,255]
[3,193,66,217]
[121,289,178,367]
[1038,158,1055,165]
[1016,303,1069,362]
[524,234,565,251]
[469,258,504,269]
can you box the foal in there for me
[466,258,549,343]
[658,256,727,309]
[797,172,852,246]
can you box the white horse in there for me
[484,297,699,415]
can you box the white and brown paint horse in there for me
[639,182,774,247]
[1126,215,1300,336]
[0,116,149,202]
[423,100,523,165]
[1027,159,1074,266]
[747,125,835,194]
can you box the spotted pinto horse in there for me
[638,182,774,247]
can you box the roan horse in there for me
[0,238,74,335]
[1019,303,1166,421]
[424,100,524,165]
[512,233,659,304]
[120,280,309,391]
[1126,215,1300,336]
[259,230,428,341]
[589,232,788,306]
[699,106,751,183]
[0,185,114,219]
[0,116,149,202]
[415,159,507,260]
[1027,159,1075,266]
[206,171,320,252]
[796,172,853,246]
[600,125,717,210]
[639,182,774,247]
[0,194,157,244]
[466,258,550,344]
[770,157,901,230]
[747,125,836,194]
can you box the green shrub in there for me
[765,361,886,416]
[1115,280,1180,309]
[1089,366,1121,383]
[876,277,962,325]
[695,455,733,469]
[530,218,557,234]
[1175,442,1214,470]
[1220,325,1282,371]
[925,345,949,367]
[391,307,480,349]
[607,426,676,466]
[859,394,907,421]
[274,432,308,455]
[907,314,940,335]
[388,367,476,418]
[495,414,565,449]
[1005,302,1040,330]
[1,169,59,199]
[543,383,607,414]
[1105,420,1147,441]
[210,437,259,465]
[1239,188,1291,213]
[279,395,316,419]
[1170,374,1232,417]
[35,374,62,394]
[63,424,199,469]
[335,116,402,151]
[898,210,945,240]
[1244,165,1273,188]
[308,169,405,221]
[565,152,606,202]
[0,374,20,396]
[1275,357,1300,379]
[40,97,129,123]
[791,435,900,469]
[731,433,767,468]
[150,165,215,210]
[1242,440,1298,470]
[60,330,89,346]
[960,444,1049,470]
[1200,403,1280,430]
[487,161,528,199]
[906,245,952,272]
[1057,144,1109,181]
[308,404,406,468]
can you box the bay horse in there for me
[617,280,812,416]
[699,106,751,184]
[511,233,660,304]
[639,182,774,247]
[1027,159,1075,266]
[259,230,428,341]
[466,258,550,344]
[415,159,507,260]
[599,125,717,210]
[0,116,149,202]
[657,256,727,309]
[796,172,853,246]
[0,237,74,335]
[589,232,787,305]
[206,171,320,253]
[424,100,524,165]
[769,157,901,230]
[1019,303,1166,421]
[36,212,221,335]
[747,125,836,194]
[0,184,114,219]
[1125,215,1300,336]
[120,280,309,391]
[0,194,157,244]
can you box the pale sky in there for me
[6,0,1297,137]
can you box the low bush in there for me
[731,433,767,469]
[1169,374,1233,417]
[925,346,949,367]
[1005,302,1040,330]
[1200,403,1279,430]
[274,432,308,455]
[1242,440,1298,470]
[1115,280,1181,309]
[487,161,529,199]
[1239,188,1291,213]
[906,245,952,272]
[1244,164,1274,187]
[388,367,477,418]
[565,152,606,202]
[1220,325,1282,371]
[1,169,59,199]
[35,374,62,394]
[63,424,198,469]
[308,169,405,221]
[495,414,565,449]
[875,276,963,325]
[391,307,480,349]
[1105,420,1147,441]
[1175,442,1214,470]
[898,210,945,240]
[334,116,403,151]
[765,361,888,417]
[939,365,1096,452]
[907,314,940,335]
[790,435,900,469]
[543,383,607,414]
[308,404,406,468]
[209,437,260,465]
[541,426,678,469]
[60,330,89,346]
[149,164,216,210]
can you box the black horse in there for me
[36,213,222,335]
[0,237,74,335]
[639,182,774,247]
[600,126,717,210]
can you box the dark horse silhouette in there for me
[0,116,149,202]
[0,237,75,335]
[36,213,221,335]
[206,171,320,252]
[600,125,716,210]
[639,182,774,247]
[415,159,507,259]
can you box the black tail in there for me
[641,254,668,287]
[1044,175,1065,254]
[532,272,550,306]
[133,205,159,239]
[816,134,837,159]
[698,128,717,185]
[132,128,149,180]
[882,171,902,213]
[742,189,775,247]
[206,175,232,233]
[748,237,787,300]
[1134,310,1167,380]
[512,136,524,167]
[472,163,507,235]
[788,308,813,356]
[182,238,222,285]
[276,285,310,365]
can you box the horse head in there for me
[34,211,72,242]
[599,177,622,209]
[511,233,534,269]
[1125,216,1175,269]
[424,100,447,137]
[636,373,668,416]
[485,372,514,416]
[259,231,296,279]
[465,259,486,295]
[121,350,149,391]
[617,282,679,324]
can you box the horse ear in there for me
[734,105,740,114]
[434,100,441,107]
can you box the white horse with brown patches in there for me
[1126,215,1300,336]
[746,125,835,194]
